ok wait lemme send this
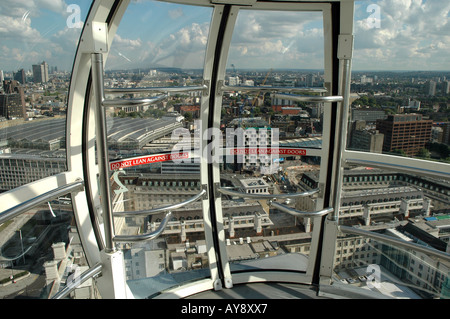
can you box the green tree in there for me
[184,112,193,122]
[392,149,407,156]
[416,148,430,159]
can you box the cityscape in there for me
[0,63,449,299]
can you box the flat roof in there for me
[240,178,269,188]
[280,137,322,149]
[0,117,181,148]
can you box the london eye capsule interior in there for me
[0,0,449,300]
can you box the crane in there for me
[252,68,272,107]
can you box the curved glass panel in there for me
[333,229,450,299]
[0,1,90,192]
[331,163,450,298]
[223,158,323,273]
[0,194,96,299]
[219,9,327,275]
[105,0,212,78]
[102,0,213,298]
[223,9,326,141]
[348,1,450,164]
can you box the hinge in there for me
[338,34,354,60]
[318,183,325,199]
[216,80,224,96]
[79,22,108,54]
[214,182,222,198]
[202,80,210,97]
[202,184,209,199]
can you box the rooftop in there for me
[0,117,182,151]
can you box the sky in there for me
[0,0,449,73]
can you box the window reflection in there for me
[220,9,327,273]
[0,1,89,191]
[338,165,450,226]
[348,1,450,163]
[224,10,326,141]
[101,0,214,296]
[333,232,450,299]
[332,162,450,299]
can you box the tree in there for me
[392,149,407,156]
[184,112,193,122]
[416,148,430,159]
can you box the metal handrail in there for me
[217,187,319,200]
[52,263,102,299]
[112,189,206,242]
[92,53,115,252]
[0,180,84,225]
[113,211,172,242]
[102,94,167,107]
[104,84,208,95]
[344,155,450,180]
[339,225,450,264]
[114,189,206,217]
[272,93,343,103]
[220,85,328,94]
[270,202,333,218]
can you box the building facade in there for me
[0,80,26,119]
[32,61,49,83]
[349,120,384,153]
[0,152,67,191]
[351,108,387,123]
[13,69,26,85]
[376,114,432,156]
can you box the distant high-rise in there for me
[0,80,26,119]
[32,61,49,83]
[0,70,4,84]
[442,81,450,95]
[427,80,436,96]
[228,76,240,86]
[376,114,432,156]
[306,74,315,87]
[13,69,26,85]
[439,122,450,146]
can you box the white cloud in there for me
[228,11,324,69]
[113,34,143,48]
[0,0,67,18]
[2,0,448,72]
[106,22,210,70]
[0,15,42,42]
[0,0,83,71]
[353,0,450,70]
[168,8,184,20]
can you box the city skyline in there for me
[0,0,449,72]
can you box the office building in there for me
[442,81,450,95]
[351,108,387,123]
[13,69,26,85]
[32,61,49,83]
[427,80,436,96]
[349,120,384,153]
[0,80,26,119]
[376,114,432,156]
